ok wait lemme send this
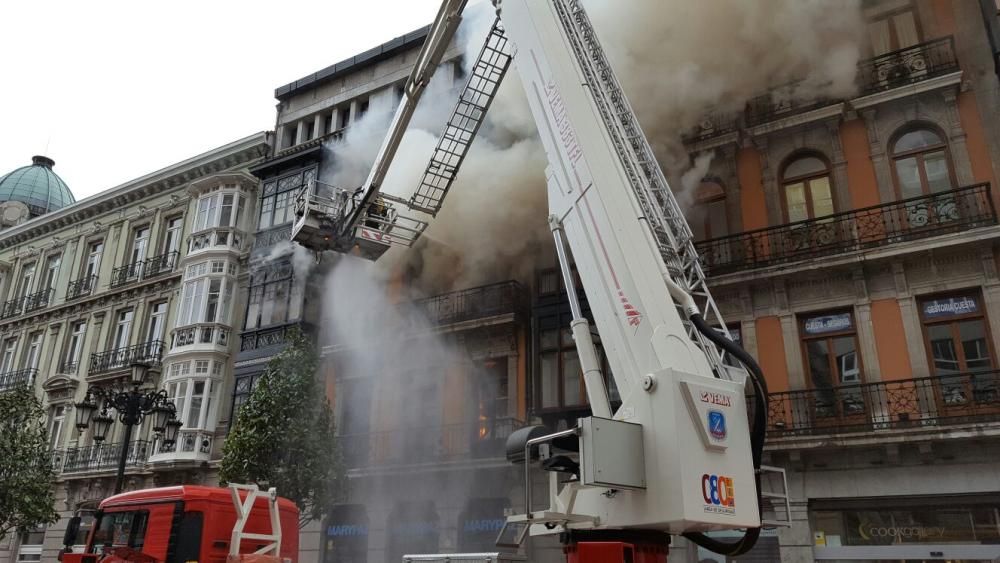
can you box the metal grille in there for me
[553,0,737,378]
[409,17,513,216]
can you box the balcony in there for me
[253,225,293,251]
[110,261,143,288]
[745,88,836,128]
[88,340,164,376]
[0,368,37,392]
[66,275,97,300]
[143,251,178,279]
[188,228,245,254]
[685,36,959,140]
[58,359,79,375]
[413,281,527,327]
[60,440,151,474]
[858,36,959,96]
[239,322,303,353]
[696,183,996,275]
[151,430,213,460]
[764,371,1000,439]
[340,417,523,469]
[170,323,230,351]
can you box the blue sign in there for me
[804,313,853,335]
[327,524,368,537]
[708,410,727,441]
[463,518,506,533]
[923,296,978,318]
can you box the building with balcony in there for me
[672,1,1000,561]
[0,134,270,563]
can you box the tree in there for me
[220,328,344,526]
[0,384,59,543]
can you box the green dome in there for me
[0,156,75,217]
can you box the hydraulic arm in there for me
[291,0,783,559]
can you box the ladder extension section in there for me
[409,17,513,216]
[551,0,738,378]
[229,483,283,558]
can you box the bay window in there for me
[258,167,316,230]
[244,260,302,330]
[194,189,246,233]
[164,360,222,431]
[178,260,236,327]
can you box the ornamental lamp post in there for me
[74,360,179,495]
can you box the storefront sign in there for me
[858,523,946,541]
[804,313,853,335]
[923,296,979,318]
[326,524,368,537]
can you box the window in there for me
[130,226,151,265]
[919,292,996,408]
[536,318,613,410]
[91,511,149,551]
[64,321,87,372]
[113,309,134,349]
[244,261,302,330]
[16,262,36,300]
[22,332,42,370]
[690,181,728,241]
[84,241,103,279]
[146,302,167,342]
[162,216,183,254]
[337,108,350,130]
[42,254,61,292]
[48,405,66,450]
[800,311,865,420]
[782,154,834,222]
[16,526,45,562]
[231,374,260,418]
[167,376,216,431]
[1,338,17,373]
[892,126,954,198]
[194,192,244,232]
[865,0,921,55]
[259,168,315,230]
[178,262,236,327]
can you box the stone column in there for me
[941,88,975,186]
[855,302,881,382]
[861,108,896,204]
[826,118,851,213]
[780,313,806,390]
[313,113,325,139]
[295,120,307,145]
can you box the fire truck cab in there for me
[60,485,299,563]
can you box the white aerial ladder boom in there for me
[291,0,785,559]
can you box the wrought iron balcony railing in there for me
[172,324,230,350]
[88,340,164,376]
[858,36,960,96]
[142,251,178,279]
[414,280,527,326]
[686,36,959,139]
[0,368,37,392]
[745,88,835,128]
[0,296,24,318]
[189,228,245,253]
[110,261,143,288]
[762,370,1000,438]
[239,322,299,353]
[696,183,996,275]
[66,275,97,300]
[340,417,523,469]
[23,288,53,313]
[60,440,151,473]
[58,360,79,375]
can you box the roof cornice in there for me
[0,133,272,250]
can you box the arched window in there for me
[892,126,954,198]
[782,154,834,222]
[690,181,728,241]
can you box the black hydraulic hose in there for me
[683,313,770,557]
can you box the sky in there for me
[0,0,444,200]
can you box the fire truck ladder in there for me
[551,0,738,379]
[228,483,284,559]
[408,17,512,216]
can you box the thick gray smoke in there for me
[319,0,863,292]
[315,1,864,554]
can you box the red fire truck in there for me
[60,484,299,563]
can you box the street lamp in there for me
[74,361,179,495]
